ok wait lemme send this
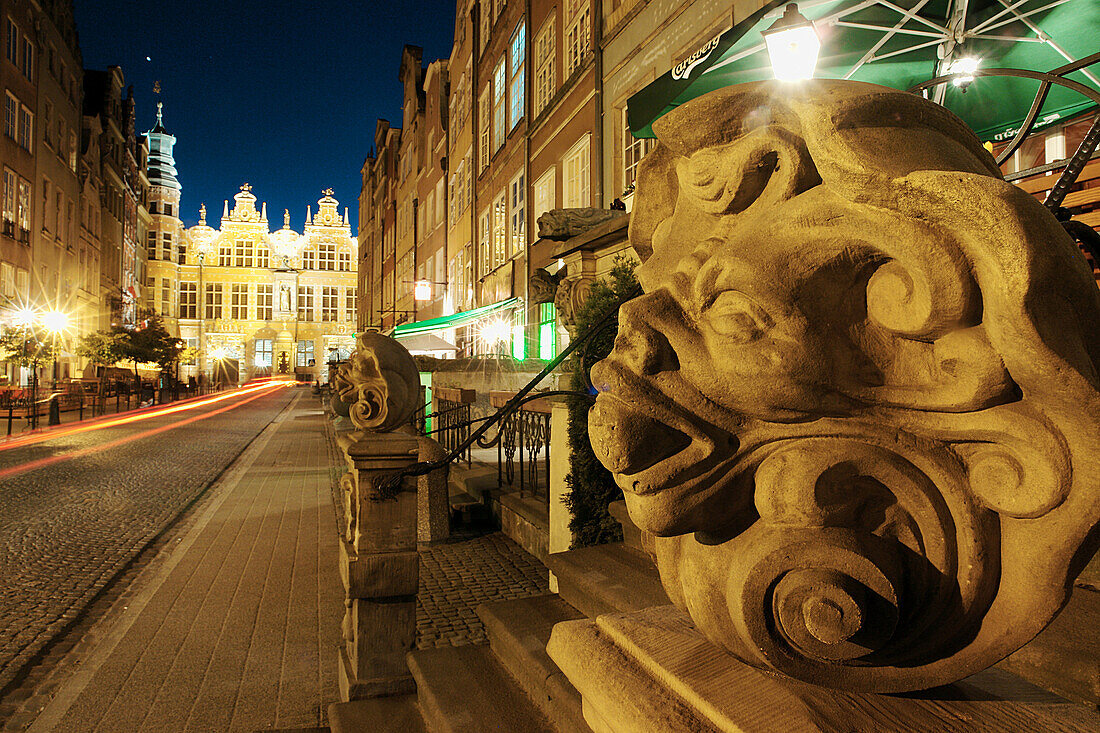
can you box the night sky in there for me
[75,0,456,230]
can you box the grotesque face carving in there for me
[589,81,1100,692]
[335,331,420,433]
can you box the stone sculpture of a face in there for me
[335,331,420,433]
[588,80,1100,692]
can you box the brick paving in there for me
[0,387,550,730]
[0,386,296,697]
[416,531,549,650]
[27,393,342,733]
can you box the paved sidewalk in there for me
[29,392,342,733]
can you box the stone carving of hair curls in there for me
[588,80,1100,692]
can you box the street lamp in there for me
[763,3,820,82]
[190,204,219,385]
[947,56,981,90]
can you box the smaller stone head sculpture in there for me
[589,80,1100,692]
[335,331,421,433]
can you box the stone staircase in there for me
[329,536,668,732]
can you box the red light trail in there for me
[0,380,293,453]
[0,381,293,482]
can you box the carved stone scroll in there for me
[587,80,1100,693]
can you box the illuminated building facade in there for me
[144,118,358,384]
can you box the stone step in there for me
[477,595,590,733]
[500,492,550,563]
[545,541,670,620]
[407,644,556,733]
[327,694,425,733]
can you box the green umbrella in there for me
[628,0,1100,142]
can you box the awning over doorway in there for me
[394,333,459,353]
[627,0,1100,143]
[389,297,523,338]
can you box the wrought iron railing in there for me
[431,387,475,465]
[375,305,621,498]
[491,391,553,500]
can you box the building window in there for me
[510,172,525,257]
[302,247,315,269]
[479,208,491,278]
[338,251,350,271]
[321,286,338,321]
[565,0,590,78]
[218,240,232,267]
[539,302,558,360]
[533,167,555,223]
[164,202,174,216]
[257,284,273,320]
[19,33,32,79]
[534,17,556,116]
[205,283,223,319]
[231,283,248,319]
[510,23,526,129]
[298,285,314,320]
[493,59,506,152]
[493,191,507,267]
[147,230,157,259]
[162,232,173,261]
[346,287,357,322]
[2,167,15,234]
[296,340,314,367]
[177,241,186,264]
[16,103,31,151]
[0,262,13,298]
[161,278,172,317]
[17,179,29,233]
[318,242,336,270]
[563,134,591,208]
[234,239,253,268]
[255,338,272,368]
[179,282,197,318]
[4,93,16,140]
[623,108,655,192]
[5,19,16,67]
[256,244,269,269]
[479,1,490,54]
[479,87,491,171]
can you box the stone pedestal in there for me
[547,605,1100,733]
[338,431,420,702]
[415,435,450,543]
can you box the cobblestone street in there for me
[0,386,296,694]
[416,532,549,650]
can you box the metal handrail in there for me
[375,303,622,498]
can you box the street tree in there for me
[77,330,127,409]
[0,325,59,387]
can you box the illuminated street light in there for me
[12,307,36,327]
[763,3,820,82]
[414,280,433,302]
[478,317,512,354]
[948,57,981,89]
[41,310,69,333]
[209,346,227,360]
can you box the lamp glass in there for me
[42,310,68,332]
[414,280,433,302]
[765,24,821,81]
[948,57,980,87]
